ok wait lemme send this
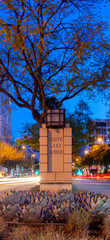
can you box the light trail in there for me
[0,176,41,184]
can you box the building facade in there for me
[87,119,110,150]
[0,75,11,142]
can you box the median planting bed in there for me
[0,188,110,239]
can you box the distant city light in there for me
[97,137,103,144]
[35,171,40,175]
[31,154,35,157]
[77,169,82,176]
[85,150,88,154]
[22,146,25,149]
[97,137,102,142]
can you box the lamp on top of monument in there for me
[46,109,65,128]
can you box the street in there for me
[73,178,110,197]
[0,176,40,193]
[0,177,110,197]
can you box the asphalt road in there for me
[0,177,40,194]
[0,177,110,197]
[73,178,110,197]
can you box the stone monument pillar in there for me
[40,110,72,192]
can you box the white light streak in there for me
[0,176,41,184]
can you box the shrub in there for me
[8,225,36,240]
[102,214,110,240]
[67,208,90,237]
[89,214,104,237]
[0,216,6,239]
[30,185,40,193]
[2,224,106,240]
[35,228,67,240]
[8,226,72,240]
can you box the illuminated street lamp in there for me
[97,137,103,144]
[85,150,88,154]
[46,109,65,128]
[31,154,35,157]
[22,145,25,149]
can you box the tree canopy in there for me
[103,149,110,172]
[16,122,40,151]
[0,140,24,171]
[0,0,110,124]
[80,144,109,169]
[16,100,95,155]
[66,100,95,157]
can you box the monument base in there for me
[40,123,72,192]
[40,182,72,192]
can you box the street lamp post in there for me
[40,108,72,191]
[31,163,40,176]
[31,154,35,176]
[97,137,104,174]
[84,150,90,174]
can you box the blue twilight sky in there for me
[11,1,110,141]
[11,96,110,141]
